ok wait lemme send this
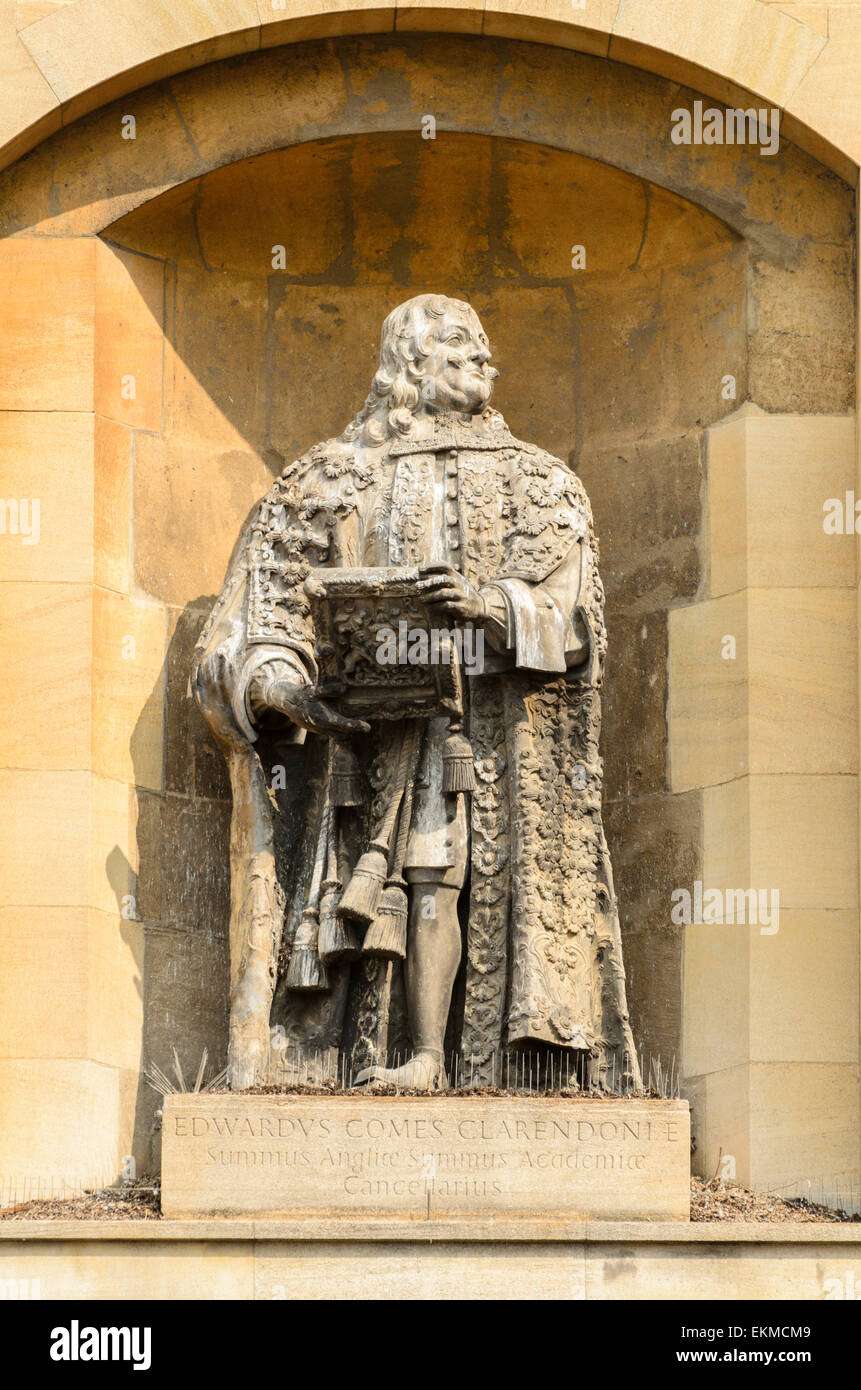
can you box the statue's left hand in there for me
[417,563,487,622]
[265,678,371,738]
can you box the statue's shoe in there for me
[354,1052,447,1091]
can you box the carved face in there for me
[420,305,496,414]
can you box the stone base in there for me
[4,1219,860,1300]
[161,1095,690,1221]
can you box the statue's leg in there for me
[405,877,461,1061]
[224,744,285,1090]
[352,875,460,1090]
[353,808,468,1090]
[403,771,469,1034]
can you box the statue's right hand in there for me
[265,679,370,738]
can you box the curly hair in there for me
[341,294,487,447]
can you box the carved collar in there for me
[388,410,514,456]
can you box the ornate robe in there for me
[192,407,639,1089]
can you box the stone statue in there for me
[192,294,640,1092]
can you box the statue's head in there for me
[343,294,498,446]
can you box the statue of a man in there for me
[192,294,639,1091]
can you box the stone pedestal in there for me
[161,1095,690,1221]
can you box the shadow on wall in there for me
[115,601,233,1172]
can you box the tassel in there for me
[285,908,329,992]
[363,878,408,961]
[331,740,364,807]
[363,726,420,961]
[338,843,388,926]
[340,725,418,927]
[442,722,475,793]
[318,877,360,963]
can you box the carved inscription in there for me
[162,1097,690,1220]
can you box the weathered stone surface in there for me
[94,241,165,432]
[749,245,855,414]
[133,434,270,607]
[0,411,95,586]
[134,924,229,1172]
[19,0,261,122]
[164,604,230,802]
[476,285,578,461]
[268,283,394,462]
[94,416,133,595]
[168,262,269,453]
[707,408,856,597]
[575,276,665,449]
[702,774,858,913]
[603,789,702,1068]
[3,1216,861,1300]
[0,237,94,411]
[579,432,703,611]
[0,583,91,771]
[0,1228,254,1300]
[661,249,748,431]
[135,790,230,932]
[602,609,669,802]
[0,0,857,180]
[162,1095,691,1220]
[91,587,166,791]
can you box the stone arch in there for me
[3,34,851,419]
[6,0,854,181]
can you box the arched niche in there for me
[0,31,854,1192]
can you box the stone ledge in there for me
[4,1218,858,1297]
[2,1218,858,1243]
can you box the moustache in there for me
[447,353,498,383]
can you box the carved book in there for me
[303,565,465,721]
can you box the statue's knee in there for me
[405,855,468,895]
[409,881,460,925]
